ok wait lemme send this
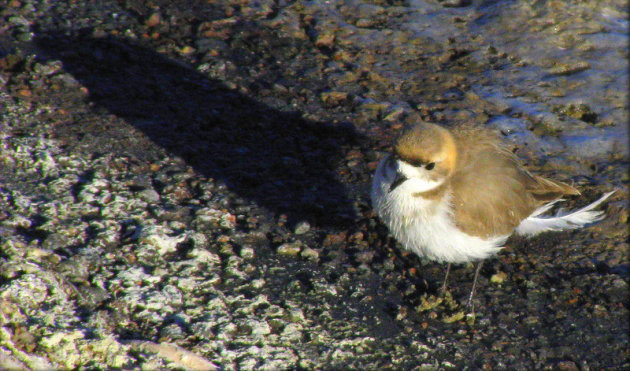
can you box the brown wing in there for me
[449,126,578,238]
[528,175,580,201]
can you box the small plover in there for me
[372,122,614,307]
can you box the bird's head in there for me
[387,122,457,193]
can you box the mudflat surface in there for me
[0,0,627,369]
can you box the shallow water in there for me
[467,0,628,158]
[383,0,628,160]
[350,0,629,161]
[0,0,627,369]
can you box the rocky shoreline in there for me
[1,0,627,369]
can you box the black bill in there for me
[389,171,407,192]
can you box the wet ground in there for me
[0,0,628,369]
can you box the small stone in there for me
[145,13,161,27]
[323,232,347,246]
[18,88,32,97]
[250,278,265,289]
[356,18,376,28]
[280,323,302,342]
[127,341,218,370]
[555,360,579,371]
[440,0,472,7]
[138,189,160,203]
[556,103,598,123]
[300,247,319,262]
[34,61,63,76]
[240,246,255,259]
[315,33,335,48]
[355,250,375,264]
[277,242,302,256]
[548,61,590,76]
[617,208,628,224]
[321,91,348,107]
[384,107,406,122]
[490,271,507,284]
[286,308,305,324]
[138,225,186,255]
[592,304,607,316]
[178,45,195,55]
[76,286,111,309]
[359,102,390,120]
[0,54,23,71]
[294,221,310,235]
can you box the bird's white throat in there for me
[395,160,445,193]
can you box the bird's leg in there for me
[440,263,451,294]
[466,261,484,310]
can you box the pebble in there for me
[293,221,310,235]
[240,246,255,259]
[276,242,302,256]
[315,33,335,48]
[0,0,625,369]
[138,189,160,203]
[490,271,507,284]
[548,61,591,76]
[300,247,319,262]
[321,91,349,107]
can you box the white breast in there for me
[371,156,507,264]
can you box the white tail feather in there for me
[515,191,616,236]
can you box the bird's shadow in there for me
[33,30,361,228]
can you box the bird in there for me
[371,122,615,309]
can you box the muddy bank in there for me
[0,0,627,369]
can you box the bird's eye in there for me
[425,162,435,170]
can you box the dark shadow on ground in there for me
[33,31,360,228]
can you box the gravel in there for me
[0,0,627,369]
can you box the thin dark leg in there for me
[441,263,451,293]
[466,261,484,310]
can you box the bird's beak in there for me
[389,171,407,192]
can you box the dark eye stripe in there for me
[393,152,435,169]
[407,159,425,167]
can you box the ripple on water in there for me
[464,0,627,159]
[396,0,627,161]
